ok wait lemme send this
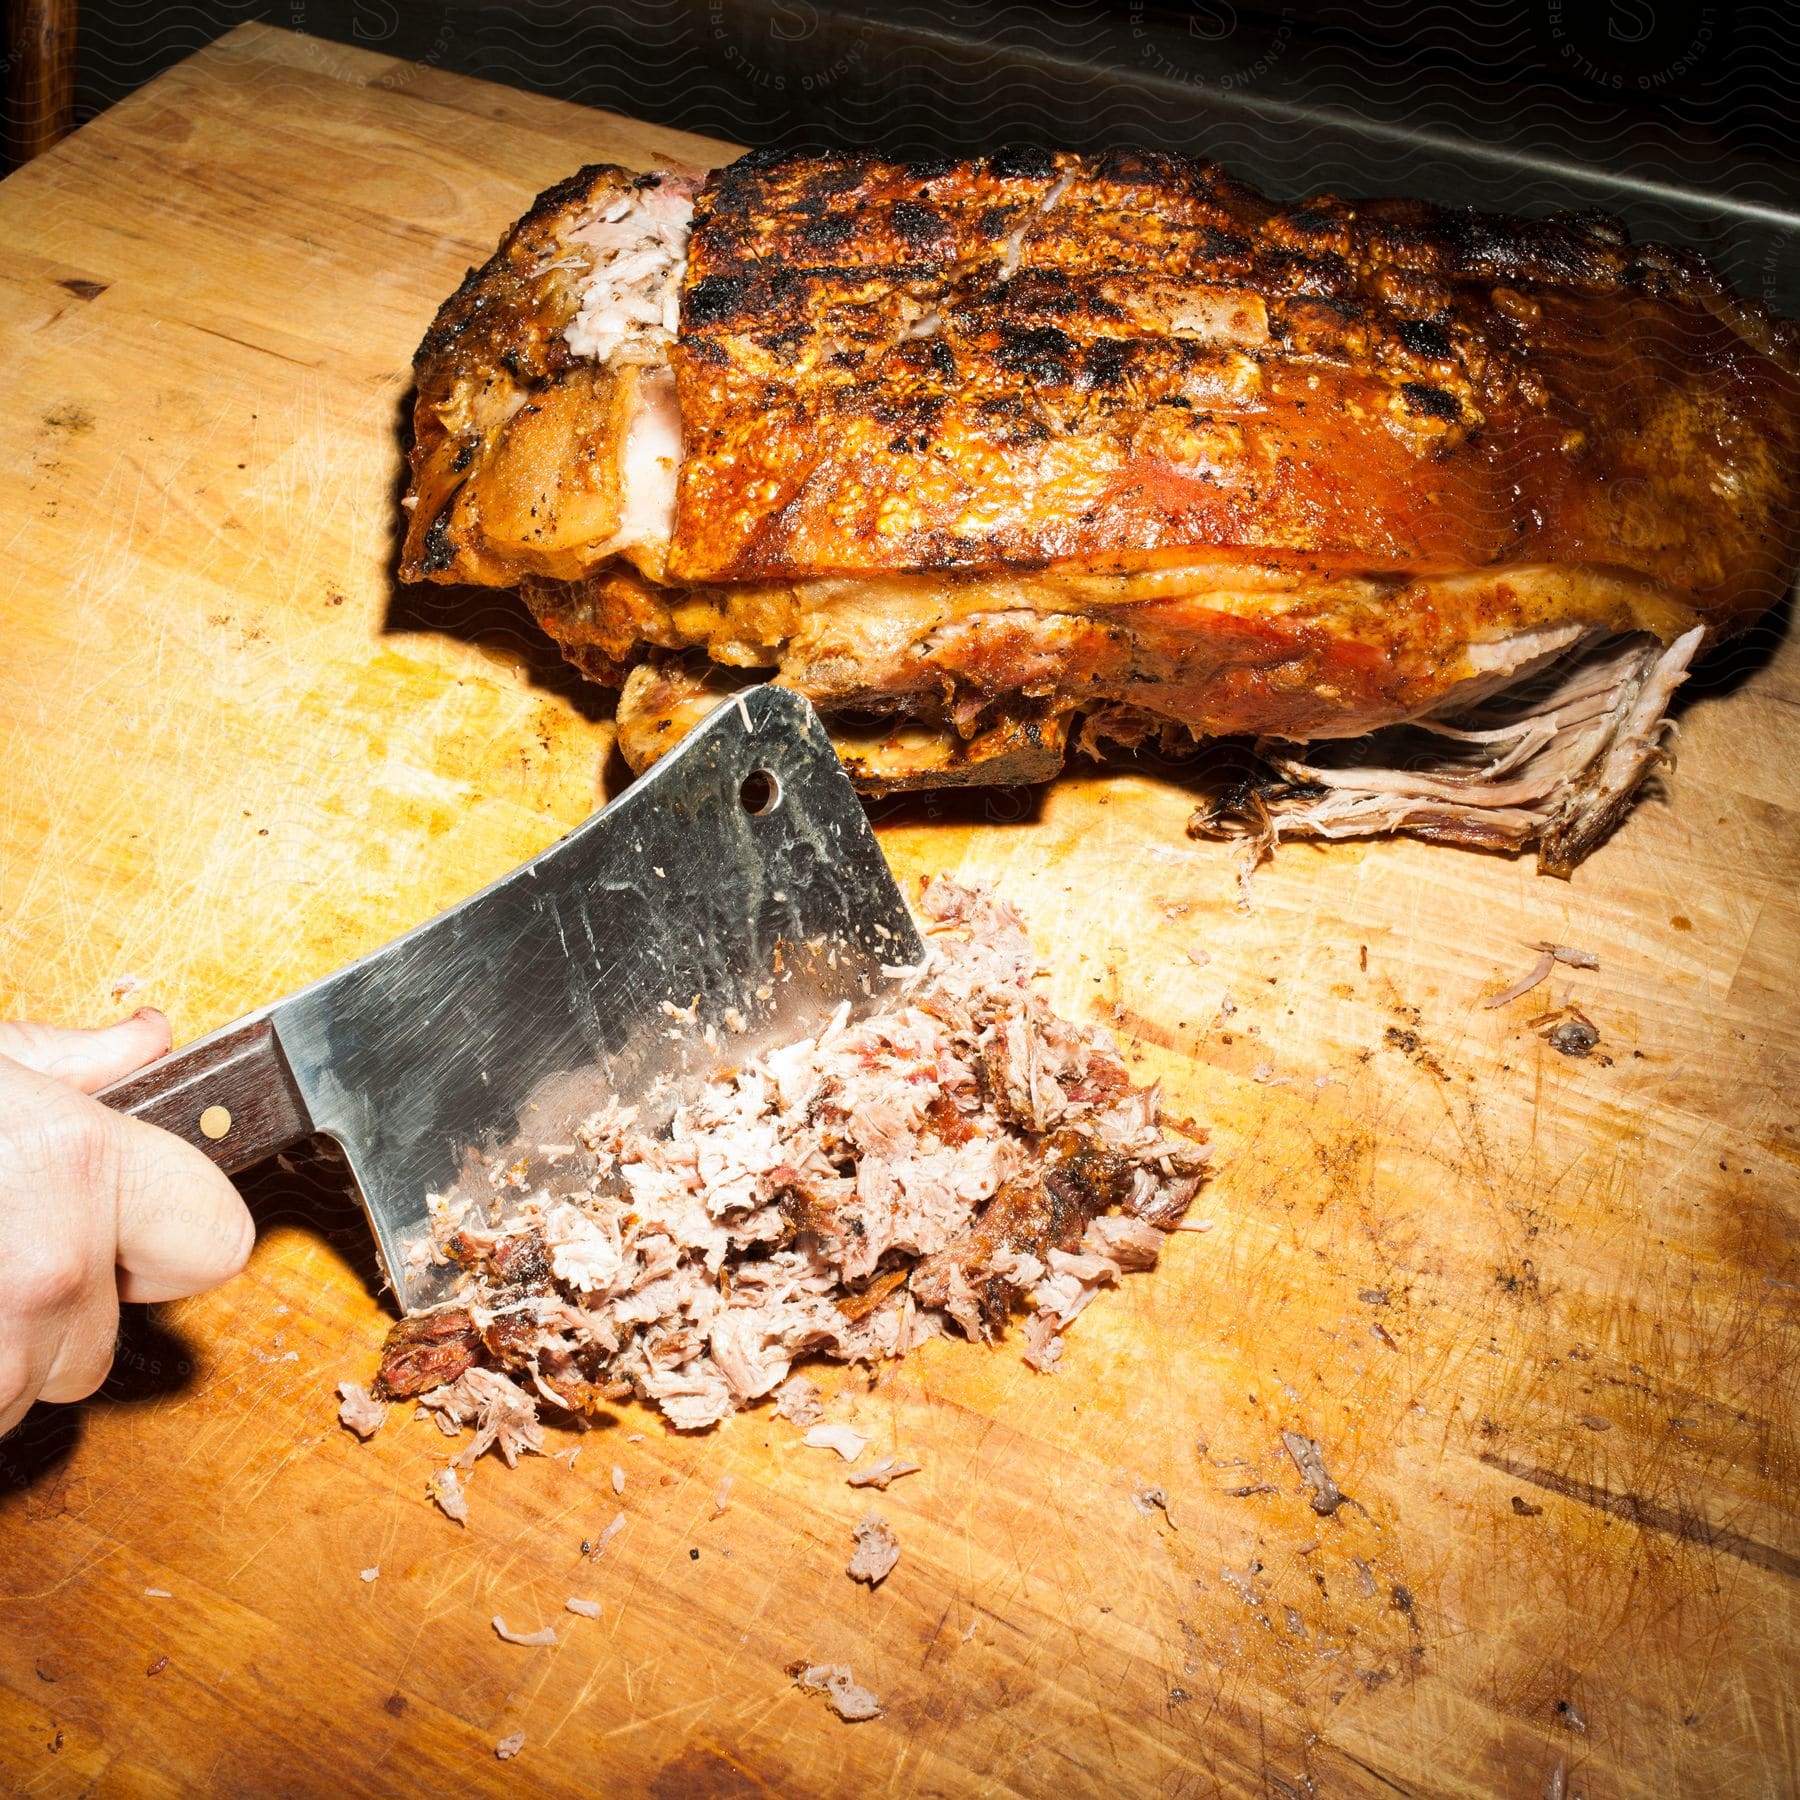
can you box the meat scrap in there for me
[1021,1310,1063,1374]
[351,882,1208,1452]
[847,1513,900,1587]
[373,1309,482,1400]
[1486,940,1601,1009]
[495,1732,526,1761]
[1483,950,1553,1010]
[428,1466,470,1526]
[492,1616,558,1647]
[804,1424,870,1464]
[1280,1431,1349,1517]
[336,1381,388,1440]
[847,1458,920,1491]
[772,1377,824,1426]
[1541,941,1599,970]
[588,1512,627,1559]
[790,1661,883,1723]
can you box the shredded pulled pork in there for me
[773,1377,824,1426]
[1193,627,1705,878]
[418,1368,545,1469]
[562,178,694,367]
[367,881,1207,1451]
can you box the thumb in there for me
[0,1010,173,1094]
[111,1107,256,1304]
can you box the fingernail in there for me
[130,1007,167,1026]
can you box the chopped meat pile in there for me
[367,880,1207,1446]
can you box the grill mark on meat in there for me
[1398,381,1461,421]
[671,148,1798,600]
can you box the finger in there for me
[0,1067,117,1419]
[38,1285,122,1405]
[0,1345,54,1442]
[0,1009,172,1094]
[112,1111,256,1303]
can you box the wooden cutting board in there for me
[2,24,1796,1796]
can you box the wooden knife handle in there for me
[96,1017,311,1176]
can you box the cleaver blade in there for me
[97,686,923,1311]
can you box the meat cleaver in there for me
[97,686,923,1311]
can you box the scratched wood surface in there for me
[1,24,1797,1798]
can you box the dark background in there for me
[35,1,1800,307]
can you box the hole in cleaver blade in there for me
[267,686,923,1311]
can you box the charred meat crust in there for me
[402,165,685,587]
[910,1128,1136,1335]
[412,166,664,370]
[373,1308,484,1399]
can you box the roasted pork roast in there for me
[400,149,1800,872]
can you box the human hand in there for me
[0,1010,255,1438]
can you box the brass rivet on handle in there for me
[199,1105,232,1140]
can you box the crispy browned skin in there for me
[674,147,1798,628]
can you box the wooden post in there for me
[5,0,76,166]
